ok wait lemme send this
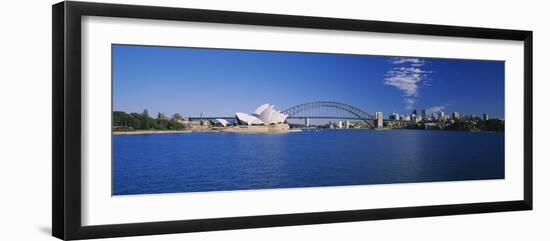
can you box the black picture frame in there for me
[52,1,533,240]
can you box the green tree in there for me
[172,113,183,120]
[477,119,504,131]
[168,119,185,130]
[141,109,151,130]
[113,110,189,131]
[113,111,129,127]
[153,119,168,130]
[128,113,142,130]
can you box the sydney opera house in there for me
[219,104,290,132]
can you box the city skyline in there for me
[113,44,505,119]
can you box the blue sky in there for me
[112,44,504,119]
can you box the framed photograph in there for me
[52,1,533,240]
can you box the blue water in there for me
[112,129,504,195]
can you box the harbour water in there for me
[112,129,504,195]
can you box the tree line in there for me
[113,110,185,131]
[447,119,504,131]
[406,119,504,131]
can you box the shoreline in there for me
[113,127,502,136]
[112,128,302,135]
[113,130,193,136]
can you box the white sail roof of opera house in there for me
[235,112,264,125]
[253,103,272,116]
[235,104,288,125]
[215,118,230,127]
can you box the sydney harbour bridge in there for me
[189,101,381,128]
[280,101,376,128]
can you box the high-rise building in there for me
[437,111,445,121]
[421,109,427,119]
[451,112,461,120]
[375,112,383,128]
[412,109,417,115]
[483,114,489,121]
[389,113,400,121]
[411,115,421,124]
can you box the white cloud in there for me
[426,105,445,114]
[385,57,433,110]
[391,58,424,66]
[426,102,455,114]
[404,98,416,110]
[385,64,431,97]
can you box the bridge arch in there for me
[281,101,375,128]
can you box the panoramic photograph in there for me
[111,44,505,196]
